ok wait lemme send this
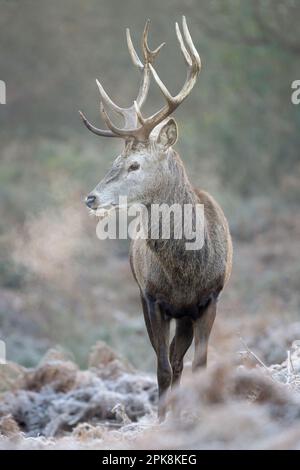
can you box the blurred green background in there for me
[0,0,299,370]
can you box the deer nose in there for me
[85,194,98,209]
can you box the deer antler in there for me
[79,20,165,137]
[80,16,201,142]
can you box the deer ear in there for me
[156,118,178,150]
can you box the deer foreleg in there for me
[192,300,216,371]
[145,296,172,420]
[169,317,193,387]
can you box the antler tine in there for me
[126,22,151,110]
[79,110,117,137]
[175,21,192,67]
[134,100,146,125]
[136,21,165,109]
[182,16,201,71]
[100,102,132,138]
[142,19,165,63]
[148,64,173,103]
[127,19,165,70]
[96,79,124,116]
[126,27,144,71]
[142,19,151,60]
[135,70,150,109]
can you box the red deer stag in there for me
[80,17,232,419]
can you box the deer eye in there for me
[128,162,140,172]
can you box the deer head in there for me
[80,17,201,212]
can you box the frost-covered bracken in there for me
[1,341,300,449]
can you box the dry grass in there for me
[1,340,300,449]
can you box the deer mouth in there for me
[93,202,132,220]
[88,203,118,219]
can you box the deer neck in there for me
[144,149,205,259]
[151,149,196,206]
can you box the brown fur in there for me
[129,148,232,418]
